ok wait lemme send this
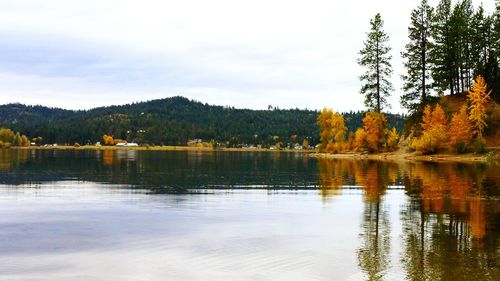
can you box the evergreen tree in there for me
[430,0,454,95]
[454,0,474,92]
[401,0,434,113]
[358,13,393,113]
[470,5,492,76]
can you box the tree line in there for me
[0,97,405,147]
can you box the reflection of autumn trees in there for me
[318,159,499,280]
[0,149,29,170]
[318,159,348,200]
[319,159,397,280]
[402,162,491,240]
[318,159,399,201]
[400,162,499,280]
[102,149,114,166]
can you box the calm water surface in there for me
[0,149,498,281]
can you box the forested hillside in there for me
[0,96,404,146]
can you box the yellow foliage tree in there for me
[353,128,367,150]
[362,112,387,152]
[467,75,491,137]
[386,128,399,150]
[302,139,310,149]
[449,105,473,153]
[412,104,448,154]
[318,108,333,151]
[317,108,347,153]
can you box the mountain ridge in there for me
[0,96,405,146]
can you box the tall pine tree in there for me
[358,13,393,113]
[401,0,434,113]
[430,0,454,95]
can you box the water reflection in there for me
[400,162,499,281]
[0,149,498,280]
[0,149,318,191]
[318,158,500,280]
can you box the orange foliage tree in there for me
[102,134,114,145]
[353,128,367,150]
[467,75,491,137]
[412,104,448,154]
[449,105,473,153]
[362,112,387,152]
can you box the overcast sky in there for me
[0,0,496,113]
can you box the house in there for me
[116,142,139,147]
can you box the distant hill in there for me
[0,96,405,146]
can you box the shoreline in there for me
[309,151,498,163]
[10,145,312,153]
[7,146,498,163]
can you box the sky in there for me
[0,0,496,113]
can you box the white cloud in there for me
[0,0,496,112]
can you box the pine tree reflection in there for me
[356,161,392,281]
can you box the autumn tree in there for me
[401,0,434,112]
[412,104,449,154]
[467,75,491,137]
[317,108,347,153]
[0,128,15,143]
[386,128,400,151]
[449,105,473,152]
[302,139,310,149]
[103,134,114,146]
[353,128,367,150]
[358,13,394,113]
[363,112,387,152]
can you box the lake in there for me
[0,149,498,281]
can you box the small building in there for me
[116,142,139,147]
[124,143,139,147]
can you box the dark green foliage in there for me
[430,0,499,100]
[0,97,404,146]
[358,13,394,113]
[430,0,454,95]
[473,137,488,154]
[401,0,434,113]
